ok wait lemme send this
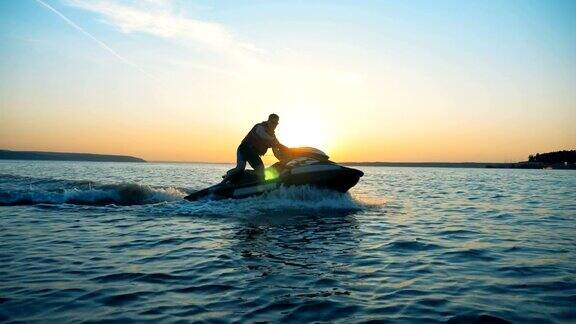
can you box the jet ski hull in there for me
[282,166,363,193]
[184,166,363,201]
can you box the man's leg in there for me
[222,148,247,183]
[247,155,265,181]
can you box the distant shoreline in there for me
[342,162,575,169]
[2,150,574,169]
[144,161,575,170]
[147,161,504,167]
[342,162,494,168]
[0,150,146,163]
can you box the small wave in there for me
[443,248,498,262]
[386,239,441,251]
[0,179,186,206]
[447,314,512,324]
[91,272,189,284]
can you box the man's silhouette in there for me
[223,114,288,183]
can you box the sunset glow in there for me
[1,1,574,163]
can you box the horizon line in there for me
[0,148,537,164]
[149,160,517,165]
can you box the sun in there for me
[275,117,329,152]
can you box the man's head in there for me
[268,113,279,130]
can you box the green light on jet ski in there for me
[264,167,279,181]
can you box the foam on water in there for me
[167,185,367,218]
[0,174,371,216]
[0,174,186,206]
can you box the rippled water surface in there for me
[1,160,575,323]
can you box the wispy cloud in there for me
[66,0,262,58]
[34,0,153,78]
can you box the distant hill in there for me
[494,150,576,169]
[0,150,146,163]
[528,150,576,164]
[485,150,576,169]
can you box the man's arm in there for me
[272,140,290,160]
[255,125,289,158]
[274,140,288,151]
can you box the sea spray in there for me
[0,174,186,206]
[169,185,366,218]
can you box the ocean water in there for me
[0,160,575,323]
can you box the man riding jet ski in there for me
[184,146,363,201]
[222,113,287,184]
[184,114,363,201]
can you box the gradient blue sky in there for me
[1,0,575,162]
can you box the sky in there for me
[1,0,575,163]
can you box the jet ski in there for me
[184,147,363,201]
